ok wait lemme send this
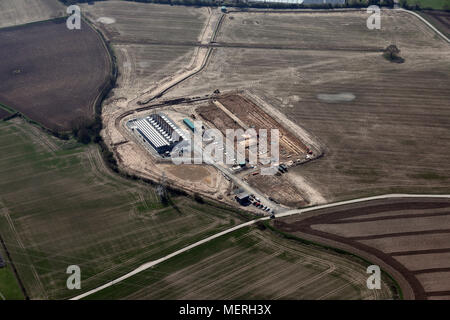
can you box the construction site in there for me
[123,90,321,212]
[197,93,313,163]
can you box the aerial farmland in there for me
[0,0,449,306]
[0,18,112,132]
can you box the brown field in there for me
[274,197,450,299]
[420,10,450,38]
[197,102,243,134]
[81,1,209,100]
[0,19,111,131]
[247,174,307,207]
[82,1,207,43]
[216,10,443,50]
[165,164,211,182]
[0,0,64,29]
[0,108,11,120]
[166,10,450,201]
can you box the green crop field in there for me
[85,225,396,300]
[404,0,449,10]
[0,119,250,299]
[0,266,24,300]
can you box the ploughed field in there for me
[0,108,11,120]
[0,0,64,29]
[420,10,450,37]
[274,197,450,300]
[81,1,209,99]
[0,19,111,132]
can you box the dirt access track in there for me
[274,197,450,299]
[0,18,112,132]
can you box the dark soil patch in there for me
[0,18,111,132]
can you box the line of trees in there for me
[58,0,450,14]
[399,0,450,11]
[59,0,396,10]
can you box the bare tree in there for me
[383,44,405,63]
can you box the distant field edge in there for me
[0,234,28,300]
[403,0,450,11]
[0,16,68,31]
[81,16,118,122]
[396,8,450,42]
[414,10,450,38]
[0,102,48,131]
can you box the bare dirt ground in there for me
[165,9,450,202]
[161,164,224,192]
[216,10,443,50]
[274,197,450,299]
[0,109,11,120]
[247,174,307,207]
[81,4,449,208]
[0,0,64,29]
[164,164,210,182]
[195,92,318,206]
[217,93,309,162]
[197,102,243,134]
[81,1,211,102]
[284,172,327,205]
[114,130,231,199]
[0,19,111,131]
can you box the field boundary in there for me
[0,234,29,300]
[82,16,118,119]
[0,102,51,133]
[0,15,68,31]
[414,10,450,38]
[396,8,450,43]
